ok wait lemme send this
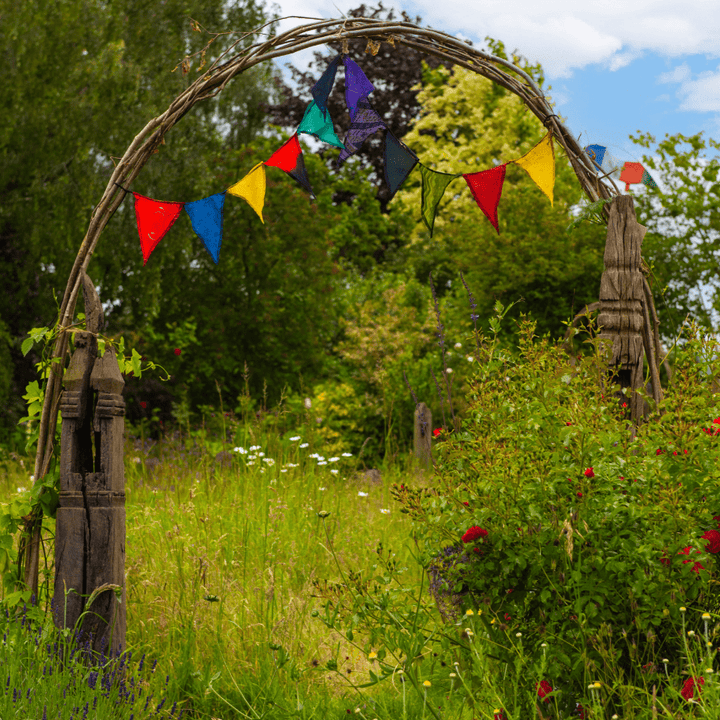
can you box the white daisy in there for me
[289,436,301,441]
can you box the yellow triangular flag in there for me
[511,133,555,206]
[227,162,266,222]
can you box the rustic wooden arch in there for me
[24,15,626,594]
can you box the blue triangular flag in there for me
[312,55,341,117]
[384,131,418,200]
[585,144,606,170]
[184,192,226,264]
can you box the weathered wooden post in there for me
[55,272,126,657]
[597,195,648,421]
[414,402,433,469]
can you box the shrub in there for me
[411,318,720,715]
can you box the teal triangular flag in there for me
[184,192,226,264]
[298,101,344,149]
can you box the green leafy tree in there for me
[630,131,720,336]
[0,0,276,437]
[392,47,606,341]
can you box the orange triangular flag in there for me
[463,164,507,233]
[511,133,555,205]
[133,193,185,264]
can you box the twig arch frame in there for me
[29,16,622,563]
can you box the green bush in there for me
[411,319,720,715]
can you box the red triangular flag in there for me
[265,134,314,196]
[133,193,185,264]
[463,164,507,233]
[619,161,645,191]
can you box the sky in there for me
[267,0,720,167]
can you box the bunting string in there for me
[128,54,657,263]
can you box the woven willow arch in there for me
[24,16,622,592]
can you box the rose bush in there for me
[410,318,720,715]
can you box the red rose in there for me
[140,401,147,409]
[679,546,705,574]
[463,501,469,506]
[702,529,720,554]
[681,676,704,701]
[577,492,583,498]
[174,348,181,356]
[584,468,594,479]
[656,448,664,455]
[462,526,488,543]
[536,680,553,703]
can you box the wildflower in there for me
[423,680,432,687]
[380,508,390,514]
[703,613,711,620]
[433,428,442,437]
[233,447,247,454]
[681,676,704,700]
[537,680,553,703]
[289,436,301,441]
[584,467,594,479]
[174,348,181,356]
[358,491,368,497]
[319,487,326,491]
[515,632,522,638]
[318,461,327,466]
[317,511,330,519]
[701,529,720,554]
[258,452,265,457]
[464,629,474,637]
[445,367,453,374]
[454,342,462,349]
[368,652,377,660]
[461,526,488,543]
[329,457,340,462]
[342,452,353,457]
[466,355,474,362]
[304,398,312,408]
[449,673,456,678]
[330,469,339,475]
[249,445,261,451]
[465,609,474,616]
[280,469,288,473]
[680,606,687,613]
[300,443,309,448]
[262,458,275,465]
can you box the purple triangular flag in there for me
[343,57,374,120]
[338,98,386,166]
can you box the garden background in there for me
[2,1,720,719]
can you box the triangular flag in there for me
[184,192,226,264]
[384,131,418,200]
[585,144,607,170]
[312,55,341,117]
[298,101,344,149]
[133,193,184,265]
[338,98,386,166]
[463,164,507,234]
[227,162,266,222]
[512,133,555,205]
[265,134,314,197]
[343,57,374,120]
[619,161,645,191]
[419,164,460,237]
[642,167,658,190]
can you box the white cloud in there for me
[270,0,720,79]
[677,69,720,112]
[657,63,692,84]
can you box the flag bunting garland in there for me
[584,144,657,190]
[128,53,658,264]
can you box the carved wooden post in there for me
[597,195,647,421]
[55,273,126,658]
[414,402,432,469]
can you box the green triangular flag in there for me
[297,101,344,150]
[420,164,460,237]
[641,167,658,190]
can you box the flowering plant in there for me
[412,319,720,716]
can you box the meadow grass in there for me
[3,411,720,719]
